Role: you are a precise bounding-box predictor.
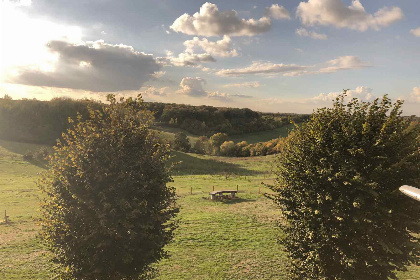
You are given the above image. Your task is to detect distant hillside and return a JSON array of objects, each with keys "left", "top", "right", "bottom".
[
  {"left": 145, "top": 102, "right": 309, "bottom": 136},
  {"left": 0, "top": 96, "right": 309, "bottom": 145}
]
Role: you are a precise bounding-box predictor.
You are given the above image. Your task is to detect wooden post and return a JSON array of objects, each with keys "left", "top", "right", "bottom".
[
  {"left": 190, "top": 187, "right": 192, "bottom": 195},
  {"left": 4, "top": 210, "right": 8, "bottom": 224},
  {"left": 258, "top": 187, "right": 261, "bottom": 194},
  {"left": 213, "top": 186, "right": 215, "bottom": 191}
]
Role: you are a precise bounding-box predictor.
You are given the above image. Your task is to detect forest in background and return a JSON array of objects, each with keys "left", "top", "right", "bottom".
[{"left": 0, "top": 95, "right": 309, "bottom": 146}]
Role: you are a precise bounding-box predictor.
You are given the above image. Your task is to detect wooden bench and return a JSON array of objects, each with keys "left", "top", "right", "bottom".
[{"left": 209, "top": 190, "right": 238, "bottom": 200}]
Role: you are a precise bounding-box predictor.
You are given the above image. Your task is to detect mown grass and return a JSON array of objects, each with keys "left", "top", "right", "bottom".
[
  {"left": 151, "top": 126, "right": 200, "bottom": 146},
  {"left": 0, "top": 140, "right": 418, "bottom": 279},
  {"left": 230, "top": 124, "right": 295, "bottom": 144}
]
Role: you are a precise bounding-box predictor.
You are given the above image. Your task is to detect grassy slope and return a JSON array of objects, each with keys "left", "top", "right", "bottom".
[
  {"left": 151, "top": 126, "right": 200, "bottom": 146},
  {"left": 0, "top": 140, "right": 51, "bottom": 280},
  {"left": 0, "top": 141, "right": 418, "bottom": 279},
  {"left": 230, "top": 124, "right": 295, "bottom": 144}
]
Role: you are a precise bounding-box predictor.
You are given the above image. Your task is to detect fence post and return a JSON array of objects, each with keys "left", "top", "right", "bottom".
[
  {"left": 213, "top": 186, "right": 214, "bottom": 191},
  {"left": 236, "top": 185, "right": 238, "bottom": 191},
  {"left": 190, "top": 187, "right": 192, "bottom": 195},
  {"left": 258, "top": 187, "right": 260, "bottom": 194},
  {"left": 4, "top": 210, "right": 8, "bottom": 224}
]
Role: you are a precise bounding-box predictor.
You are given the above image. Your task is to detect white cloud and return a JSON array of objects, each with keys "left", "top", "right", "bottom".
[
  {"left": 223, "top": 81, "right": 261, "bottom": 88},
  {"left": 296, "top": 28, "right": 327, "bottom": 40},
  {"left": 216, "top": 61, "right": 309, "bottom": 76},
  {"left": 6, "top": 40, "right": 161, "bottom": 92},
  {"left": 164, "top": 50, "right": 215, "bottom": 67},
  {"left": 297, "top": 0, "right": 403, "bottom": 31},
  {"left": 170, "top": 2, "right": 272, "bottom": 36},
  {"left": 207, "top": 91, "right": 231, "bottom": 101},
  {"left": 319, "top": 56, "right": 370, "bottom": 73},
  {"left": 264, "top": 4, "right": 291, "bottom": 20},
  {"left": 183, "top": 36, "right": 238, "bottom": 57},
  {"left": 177, "top": 77, "right": 207, "bottom": 96},
  {"left": 213, "top": 55, "right": 369, "bottom": 77},
  {"left": 410, "top": 27, "right": 420, "bottom": 37},
  {"left": 208, "top": 91, "right": 253, "bottom": 101},
  {"left": 138, "top": 86, "right": 168, "bottom": 96},
  {"left": 409, "top": 87, "right": 420, "bottom": 103},
  {"left": 312, "top": 86, "right": 374, "bottom": 102},
  {"left": 176, "top": 77, "right": 249, "bottom": 101}
]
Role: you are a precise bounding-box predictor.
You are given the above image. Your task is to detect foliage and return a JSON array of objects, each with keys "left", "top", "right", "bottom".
[
  {"left": 0, "top": 97, "right": 102, "bottom": 144},
  {"left": 271, "top": 94, "right": 420, "bottom": 279},
  {"left": 0, "top": 97, "right": 309, "bottom": 145},
  {"left": 173, "top": 132, "right": 191, "bottom": 152},
  {"left": 145, "top": 101, "right": 309, "bottom": 136},
  {"left": 39, "top": 94, "right": 178, "bottom": 280},
  {"left": 193, "top": 136, "right": 209, "bottom": 154},
  {"left": 220, "top": 141, "right": 237, "bottom": 156}
]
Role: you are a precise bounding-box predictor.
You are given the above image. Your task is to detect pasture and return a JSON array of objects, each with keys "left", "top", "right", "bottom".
[{"left": 0, "top": 140, "right": 418, "bottom": 279}]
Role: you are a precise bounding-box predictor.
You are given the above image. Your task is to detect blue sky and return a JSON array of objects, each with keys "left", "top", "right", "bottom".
[{"left": 1, "top": 0, "right": 419, "bottom": 114}]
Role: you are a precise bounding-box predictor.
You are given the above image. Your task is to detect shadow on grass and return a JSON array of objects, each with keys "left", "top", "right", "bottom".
[
  {"left": 0, "top": 139, "right": 50, "bottom": 155},
  {"left": 221, "top": 197, "right": 257, "bottom": 204},
  {"left": 169, "top": 151, "right": 262, "bottom": 176},
  {"left": 26, "top": 159, "right": 49, "bottom": 169}
]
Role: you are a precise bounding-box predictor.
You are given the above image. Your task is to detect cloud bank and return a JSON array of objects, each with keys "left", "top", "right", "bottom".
[
  {"left": 177, "top": 77, "right": 208, "bottom": 96},
  {"left": 170, "top": 2, "right": 273, "bottom": 37},
  {"left": 297, "top": 0, "right": 403, "bottom": 31},
  {"left": 214, "top": 56, "right": 369, "bottom": 77},
  {"left": 7, "top": 40, "right": 161, "bottom": 92},
  {"left": 216, "top": 61, "right": 309, "bottom": 76},
  {"left": 184, "top": 36, "right": 238, "bottom": 57}
]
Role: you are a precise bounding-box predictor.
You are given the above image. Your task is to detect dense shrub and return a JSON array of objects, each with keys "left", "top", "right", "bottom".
[
  {"left": 173, "top": 132, "right": 191, "bottom": 152},
  {"left": 193, "top": 136, "right": 209, "bottom": 154},
  {"left": 220, "top": 141, "right": 237, "bottom": 156},
  {"left": 39, "top": 95, "right": 178, "bottom": 280},
  {"left": 271, "top": 94, "right": 420, "bottom": 279}
]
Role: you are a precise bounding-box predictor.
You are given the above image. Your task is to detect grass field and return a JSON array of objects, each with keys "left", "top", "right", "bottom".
[
  {"left": 0, "top": 140, "right": 419, "bottom": 279},
  {"left": 230, "top": 124, "right": 295, "bottom": 144}
]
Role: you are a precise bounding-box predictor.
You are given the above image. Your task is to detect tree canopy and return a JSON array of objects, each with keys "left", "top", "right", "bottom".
[
  {"left": 39, "top": 94, "right": 178, "bottom": 279},
  {"left": 272, "top": 94, "right": 420, "bottom": 279}
]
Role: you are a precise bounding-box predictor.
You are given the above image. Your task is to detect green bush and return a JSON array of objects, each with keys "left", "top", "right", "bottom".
[
  {"left": 39, "top": 94, "right": 178, "bottom": 280},
  {"left": 272, "top": 94, "right": 420, "bottom": 279},
  {"left": 173, "top": 132, "right": 191, "bottom": 152}
]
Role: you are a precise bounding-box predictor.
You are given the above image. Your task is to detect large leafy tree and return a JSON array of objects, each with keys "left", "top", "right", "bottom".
[
  {"left": 272, "top": 94, "right": 420, "bottom": 279},
  {"left": 39, "top": 95, "right": 178, "bottom": 280}
]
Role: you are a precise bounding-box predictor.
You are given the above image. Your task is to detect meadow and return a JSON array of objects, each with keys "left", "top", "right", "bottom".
[{"left": 0, "top": 139, "right": 419, "bottom": 279}]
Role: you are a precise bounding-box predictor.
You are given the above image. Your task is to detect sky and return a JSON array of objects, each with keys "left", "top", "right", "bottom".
[{"left": 0, "top": 0, "right": 419, "bottom": 115}]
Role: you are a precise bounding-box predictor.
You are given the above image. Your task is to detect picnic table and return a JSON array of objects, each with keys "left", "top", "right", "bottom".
[{"left": 209, "top": 190, "right": 237, "bottom": 200}]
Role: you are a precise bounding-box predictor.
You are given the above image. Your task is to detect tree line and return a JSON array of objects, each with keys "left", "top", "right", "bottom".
[
  {"left": 144, "top": 101, "right": 309, "bottom": 136},
  {"left": 172, "top": 132, "right": 287, "bottom": 157},
  {"left": 0, "top": 95, "right": 309, "bottom": 145}
]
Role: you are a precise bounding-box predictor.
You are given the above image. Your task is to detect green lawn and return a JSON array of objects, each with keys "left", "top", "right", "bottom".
[
  {"left": 230, "top": 124, "right": 295, "bottom": 144},
  {"left": 151, "top": 125, "right": 200, "bottom": 146},
  {"left": 0, "top": 140, "right": 418, "bottom": 279}
]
